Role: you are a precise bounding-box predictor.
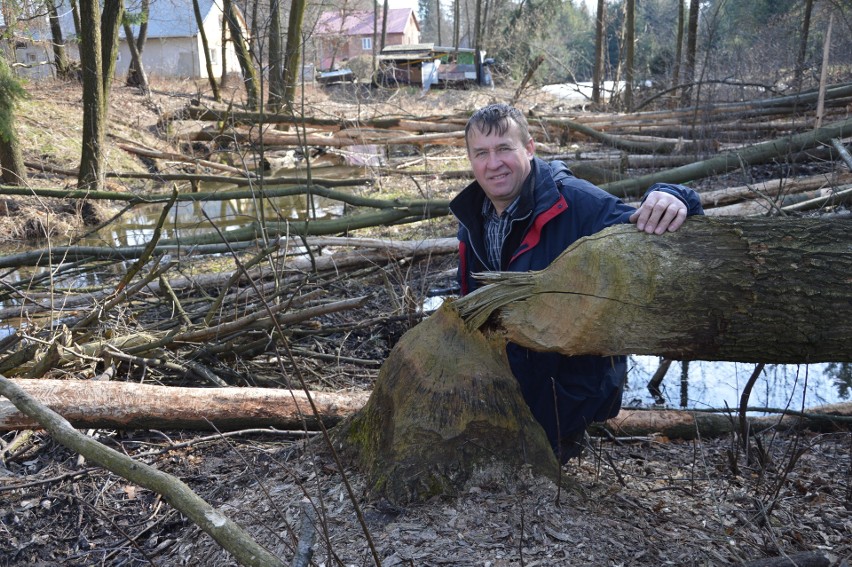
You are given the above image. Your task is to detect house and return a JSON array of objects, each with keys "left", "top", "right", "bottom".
[
  {"left": 312, "top": 8, "right": 420, "bottom": 72},
  {"left": 6, "top": 0, "right": 247, "bottom": 80}
]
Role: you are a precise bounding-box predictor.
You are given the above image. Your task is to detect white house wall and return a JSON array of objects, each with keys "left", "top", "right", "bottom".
[{"left": 114, "top": 35, "right": 241, "bottom": 79}]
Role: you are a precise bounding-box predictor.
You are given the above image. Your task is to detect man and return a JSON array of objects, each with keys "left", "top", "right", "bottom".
[{"left": 449, "top": 103, "right": 704, "bottom": 463}]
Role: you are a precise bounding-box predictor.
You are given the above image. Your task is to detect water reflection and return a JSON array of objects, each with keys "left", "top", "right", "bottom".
[
  {"left": 82, "top": 165, "right": 364, "bottom": 247},
  {"left": 626, "top": 356, "right": 849, "bottom": 412}
]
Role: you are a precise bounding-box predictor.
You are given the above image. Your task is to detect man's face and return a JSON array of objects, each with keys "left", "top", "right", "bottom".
[{"left": 466, "top": 120, "right": 535, "bottom": 215}]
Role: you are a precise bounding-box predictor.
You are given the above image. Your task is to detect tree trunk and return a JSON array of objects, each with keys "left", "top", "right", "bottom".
[
  {"left": 335, "top": 303, "right": 560, "bottom": 505},
  {"left": 46, "top": 0, "right": 71, "bottom": 79},
  {"left": 335, "top": 216, "right": 850, "bottom": 504},
  {"left": 77, "top": 0, "right": 105, "bottom": 192},
  {"left": 380, "top": 0, "right": 389, "bottom": 51},
  {"left": 453, "top": 0, "right": 460, "bottom": 54},
  {"left": 124, "top": 0, "right": 150, "bottom": 91},
  {"left": 0, "top": 379, "right": 370, "bottom": 431},
  {"left": 672, "top": 0, "right": 684, "bottom": 98},
  {"left": 473, "top": 0, "right": 482, "bottom": 85},
  {"left": 600, "top": 115, "right": 852, "bottom": 197},
  {"left": 0, "top": 133, "right": 25, "bottom": 186},
  {"left": 282, "top": 0, "right": 307, "bottom": 108},
  {"left": 222, "top": 0, "right": 259, "bottom": 110},
  {"left": 456, "top": 217, "right": 852, "bottom": 363},
  {"left": 69, "top": 0, "right": 82, "bottom": 37},
  {"left": 122, "top": 22, "right": 149, "bottom": 94},
  {"left": 592, "top": 0, "right": 604, "bottom": 104},
  {"left": 680, "top": 0, "right": 699, "bottom": 106},
  {"left": 794, "top": 0, "right": 814, "bottom": 92},
  {"left": 623, "top": 0, "right": 634, "bottom": 110},
  {"left": 100, "top": 0, "right": 124, "bottom": 107},
  {"left": 267, "top": 0, "right": 284, "bottom": 111},
  {"left": 193, "top": 0, "right": 221, "bottom": 102},
  {"left": 0, "top": 58, "right": 27, "bottom": 185}
]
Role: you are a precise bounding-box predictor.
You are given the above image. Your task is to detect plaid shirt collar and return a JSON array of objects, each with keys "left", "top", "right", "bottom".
[{"left": 480, "top": 168, "right": 533, "bottom": 270}]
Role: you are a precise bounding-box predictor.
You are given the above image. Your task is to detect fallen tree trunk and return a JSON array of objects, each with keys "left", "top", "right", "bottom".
[
  {"left": 456, "top": 217, "right": 851, "bottom": 363},
  {"left": 599, "top": 116, "right": 852, "bottom": 197},
  {"left": 0, "top": 379, "right": 370, "bottom": 431},
  {"left": 4, "top": 377, "right": 848, "bottom": 436},
  {"left": 335, "top": 216, "right": 850, "bottom": 503}
]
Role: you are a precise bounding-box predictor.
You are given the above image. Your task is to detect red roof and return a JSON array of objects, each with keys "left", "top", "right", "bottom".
[{"left": 316, "top": 8, "right": 418, "bottom": 36}]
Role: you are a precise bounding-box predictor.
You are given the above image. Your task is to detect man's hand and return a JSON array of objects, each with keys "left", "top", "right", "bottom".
[{"left": 629, "top": 191, "right": 688, "bottom": 234}]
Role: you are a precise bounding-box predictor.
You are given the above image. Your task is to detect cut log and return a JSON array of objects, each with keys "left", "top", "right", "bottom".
[
  {"left": 0, "top": 379, "right": 370, "bottom": 431},
  {"left": 455, "top": 217, "right": 852, "bottom": 363}
]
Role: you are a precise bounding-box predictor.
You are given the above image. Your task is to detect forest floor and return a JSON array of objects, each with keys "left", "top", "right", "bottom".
[{"left": 1, "top": 78, "right": 851, "bottom": 566}]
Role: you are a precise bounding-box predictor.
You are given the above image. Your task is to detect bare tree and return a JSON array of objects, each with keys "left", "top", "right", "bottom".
[
  {"left": 267, "top": 0, "right": 284, "bottom": 111},
  {"left": 794, "top": 0, "right": 815, "bottom": 91},
  {"left": 623, "top": 0, "right": 635, "bottom": 110},
  {"left": 223, "top": 0, "right": 260, "bottom": 109},
  {"left": 45, "top": 0, "right": 71, "bottom": 79},
  {"left": 194, "top": 0, "right": 221, "bottom": 102},
  {"left": 282, "top": 0, "right": 307, "bottom": 109},
  {"left": 592, "top": 0, "right": 604, "bottom": 103},
  {"left": 125, "top": 0, "right": 150, "bottom": 89},
  {"left": 672, "top": 0, "right": 684, "bottom": 96},
  {"left": 680, "top": 0, "right": 699, "bottom": 106}
]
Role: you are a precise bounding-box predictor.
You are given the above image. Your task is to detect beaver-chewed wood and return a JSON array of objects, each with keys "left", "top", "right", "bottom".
[{"left": 335, "top": 304, "right": 559, "bottom": 505}]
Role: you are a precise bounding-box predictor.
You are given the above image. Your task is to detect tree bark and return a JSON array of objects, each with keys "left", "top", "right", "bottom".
[
  {"left": 0, "top": 379, "right": 370, "bottom": 431},
  {"left": 335, "top": 303, "right": 560, "bottom": 505},
  {"left": 125, "top": 0, "right": 150, "bottom": 89},
  {"left": 672, "top": 0, "right": 684, "bottom": 98},
  {"left": 223, "top": 0, "right": 259, "bottom": 110},
  {"left": 623, "top": 0, "right": 634, "bottom": 110},
  {"left": 793, "top": 0, "right": 814, "bottom": 92},
  {"left": 0, "top": 58, "right": 27, "bottom": 185},
  {"left": 600, "top": 116, "right": 852, "bottom": 197},
  {"left": 282, "top": 0, "right": 307, "bottom": 109},
  {"left": 46, "top": 0, "right": 71, "bottom": 79},
  {"left": 455, "top": 217, "right": 852, "bottom": 363},
  {"left": 267, "top": 0, "right": 284, "bottom": 111},
  {"left": 193, "top": 0, "right": 221, "bottom": 102},
  {"left": 122, "top": 21, "right": 149, "bottom": 94},
  {"left": 77, "top": 0, "right": 105, "bottom": 192},
  {"left": 680, "top": 0, "right": 699, "bottom": 106},
  {"left": 592, "top": 0, "right": 604, "bottom": 104},
  {"left": 100, "top": 0, "right": 124, "bottom": 108}
]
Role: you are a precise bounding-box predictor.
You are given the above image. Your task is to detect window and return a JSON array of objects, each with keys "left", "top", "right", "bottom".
[
  {"left": 210, "top": 49, "right": 218, "bottom": 61},
  {"left": 27, "top": 52, "right": 37, "bottom": 62},
  {"left": 361, "top": 37, "right": 372, "bottom": 51}
]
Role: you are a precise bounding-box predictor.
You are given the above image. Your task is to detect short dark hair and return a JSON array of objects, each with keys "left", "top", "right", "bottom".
[{"left": 464, "top": 104, "right": 532, "bottom": 147}]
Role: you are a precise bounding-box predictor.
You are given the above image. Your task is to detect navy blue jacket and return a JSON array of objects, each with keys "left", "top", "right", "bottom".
[{"left": 450, "top": 157, "right": 704, "bottom": 452}]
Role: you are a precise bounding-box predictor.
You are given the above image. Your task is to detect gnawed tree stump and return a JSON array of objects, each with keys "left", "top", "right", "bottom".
[
  {"left": 338, "top": 216, "right": 850, "bottom": 504},
  {"left": 456, "top": 217, "right": 852, "bottom": 363},
  {"left": 335, "top": 304, "right": 559, "bottom": 505}
]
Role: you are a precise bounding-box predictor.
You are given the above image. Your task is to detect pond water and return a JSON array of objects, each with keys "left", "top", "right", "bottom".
[
  {"left": 80, "top": 165, "right": 366, "bottom": 247},
  {"left": 624, "top": 356, "right": 850, "bottom": 413}
]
